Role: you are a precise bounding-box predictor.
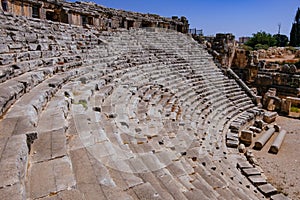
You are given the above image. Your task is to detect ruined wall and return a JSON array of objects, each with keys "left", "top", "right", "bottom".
[
  {"left": 1, "top": 0, "right": 189, "bottom": 32},
  {"left": 207, "top": 33, "right": 236, "bottom": 67}
]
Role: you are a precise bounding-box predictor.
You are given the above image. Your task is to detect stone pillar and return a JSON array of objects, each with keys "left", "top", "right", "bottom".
[
  {"left": 254, "top": 127, "right": 275, "bottom": 150},
  {"left": 68, "top": 12, "right": 73, "bottom": 25},
  {"left": 269, "top": 129, "right": 287, "bottom": 154},
  {"left": 281, "top": 98, "right": 291, "bottom": 115}
]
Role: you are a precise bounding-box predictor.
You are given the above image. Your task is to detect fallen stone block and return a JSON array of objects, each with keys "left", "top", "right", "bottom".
[
  {"left": 254, "top": 119, "right": 265, "bottom": 129},
  {"left": 240, "top": 130, "right": 253, "bottom": 146},
  {"left": 258, "top": 183, "right": 277, "bottom": 197},
  {"left": 249, "top": 126, "right": 262, "bottom": 133},
  {"left": 248, "top": 175, "right": 267, "bottom": 186},
  {"left": 263, "top": 111, "right": 277, "bottom": 124},
  {"left": 241, "top": 167, "right": 261, "bottom": 176},
  {"left": 270, "top": 193, "right": 290, "bottom": 200},
  {"left": 226, "top": 139, "right": 239, "bottom": 148},
  {"left": 236, "top": 159, "right": 253, "bottom": 169},
  {"left": 226, "top": 131, "right": 239, "bottom": 140}
]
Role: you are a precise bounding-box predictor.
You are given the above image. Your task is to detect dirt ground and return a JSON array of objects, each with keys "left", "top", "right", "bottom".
[
  {"left": 252, "top": 115, "right": 300, "bottom": 199},
  {"left": 259, "top": 55, "right": 298, "bottom": 63}
]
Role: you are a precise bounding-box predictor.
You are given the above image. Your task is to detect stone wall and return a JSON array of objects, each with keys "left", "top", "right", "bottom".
[
  {"left": 0, "top": 9, "right": 275, "bottom": 200},
  {"left": 210, "top": 33, "right": 236, "bottom": 67},
  {"left": 1, "top": 0, "right": 189, "bottom": 32}
]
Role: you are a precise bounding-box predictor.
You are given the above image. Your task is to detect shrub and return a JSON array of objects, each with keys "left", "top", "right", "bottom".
[
  {"left": 291, "top": 106, "right": 300, "bottom": 113},
  {"left": 241, "top": 45, "right": 253, "bottom": 51},
  {"left": 254, "top": 44, "right": 269, "bottom": 50},
  {"left": 245, "top": 31, "right": 277, "bottom": 48}
]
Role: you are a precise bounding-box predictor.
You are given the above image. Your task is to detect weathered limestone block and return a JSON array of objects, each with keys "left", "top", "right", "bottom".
[
  {"left": 28, "top": 156, "right": 76, "bottom": 199},
  {"left": 14, "top": 71, "right": 44, "bottom": 92},
  {"left": 0, "top": 44, "right": 9, "bottom": 53},
  {"left": 269, "top": 129, "right": 287, "bottom": 154},
  {"left": 8, "top": 43, "right": 24, "bottom": 51},
  {"left": 241, "top": 167, "right": 261, "bottom": 176},
  {"left": 38, "top": 189, "right": 85, "bottom": 200},
  {"left": 249, "top": 126, "right": 262, "bottom": 133},
  {"left": 236, "top": 158, "right": 253, "bottom": 169},
  {"left": 10, "top": 32, "right": 25, "bottom": 42},
  {"left": 30, "top": 59, "right": 43, "bottom": 70},
  {"left": 0, "top": 183, "right": 25, "bottom": 200},
  {"left": 0, "top": 135, "right": 28, "bottom": 188},
  {"left": 37, "top": 106, "right": 68, "bottom": 133},
  {"left": 25, "top": 33, "right": 38, "bottom": 43},
  {"left": 31, "top": 128, "right": 67, "bottom": 163},
  {"left": 226, "top": 130, "right": 239, "bottom": 140},
  {"left": 70, "top": 148, "right": 108, "bottom": 200},
  {"left": 267, "top": 98, "right": 275, "bottom": 111},
  {"left": 280, "top": 98, "right": 291, "bottom": 115},
  {"left": 245, "top": 149, "right": 259, "bottom": 165},
  {"left": 16, "top": 52, "right": 29, "bottom": 62},
  {"left": 28, "top": 43, "right": 39, "bottom": 51},
  {"left": 0, "top": 53, "right": 15, "bottom": 65},
  {"left": 258, "top": 183, "right": 277, "bottom": 196},
  {"left": 263, "top": 111, "right": 277, "bottom": 124},
  {"left": 271, "top": 193, "right": 290, "bottom": 200},
  {"left": 11, "top": 117, "right": 38, "bottom": 137},
  {"left": 229, "top": 122, "right": 241, "bottom": 133},
  {"left": 248, "top": 175, "right": 267, "bottom": 186},
  {"left": 132, "top": 182, "right": 161, "bottom": 200},
  {"left": 240, "top": 130, "right": 253, "bottom": 145},
  {"left": 254, "top": 119, "right": 266, "bottom": 129},
  {"left": 0, "top": 80, "right": 25, "bottom": 115},
  {"left": 29, "top": 51, "right": 42, "bottom": 60}
]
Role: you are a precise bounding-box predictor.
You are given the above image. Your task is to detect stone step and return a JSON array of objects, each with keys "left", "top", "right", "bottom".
[
  {"left": 26, "top": 156, "right": 76, "bottom": 199},
  {"left": 0, "top": 135, "right": 29, "bottom": 200}
]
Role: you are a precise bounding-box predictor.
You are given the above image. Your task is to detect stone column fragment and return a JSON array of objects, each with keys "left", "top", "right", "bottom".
[
  {"left": 269, "top": 129, "right": 287, "bottom": 154},
  {"left": 254, "top": 127, "right": 275, "bottom": 150}
]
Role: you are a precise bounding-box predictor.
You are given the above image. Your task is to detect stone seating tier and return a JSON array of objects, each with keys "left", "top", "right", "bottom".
[{"left": 0, "top": 13, "right": 272, "bottom": 200}]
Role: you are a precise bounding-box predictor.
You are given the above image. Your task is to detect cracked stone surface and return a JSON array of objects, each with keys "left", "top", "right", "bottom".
[{"left": 0, "top": 8, "right": 278, "bottom": 200}]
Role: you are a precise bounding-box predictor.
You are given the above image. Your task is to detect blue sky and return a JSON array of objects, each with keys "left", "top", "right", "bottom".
[{"left": 84, "top": 0, "right": 299, "bottom": 38}]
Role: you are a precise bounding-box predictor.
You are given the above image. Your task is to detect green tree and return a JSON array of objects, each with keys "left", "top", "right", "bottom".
[
  {"left": 273, "top": 34, "right": 289, "bottom": 47},
  {"left": 245, "top": 31, "right": 277, "bottom": 49}
]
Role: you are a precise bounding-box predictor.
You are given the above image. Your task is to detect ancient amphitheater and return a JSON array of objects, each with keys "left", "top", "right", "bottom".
[{"left": 0, "top": 2, "right": 292, "bottom": 200}]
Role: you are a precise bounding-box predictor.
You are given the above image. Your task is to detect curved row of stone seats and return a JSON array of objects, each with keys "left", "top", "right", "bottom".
[
  {"left": 0, "top": 13, "right": 267, "bottom": 199},
  {"left": 66, "top": 48, "right": 260, "bottom": 200},
  {"left": 0, "top": 12, "right": 120, "bottom": 199},
  {"left": 61, "top": 77, "right": 262, "bottom": 199},
  {"left": 0, "top": 13, "right": 120, "bottom": 117}
]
